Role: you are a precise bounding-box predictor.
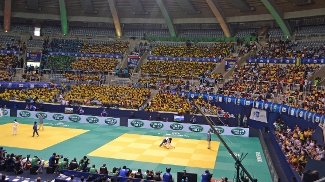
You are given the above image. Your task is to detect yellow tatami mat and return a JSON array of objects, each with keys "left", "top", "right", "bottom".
[
  {"left": 88, "top": 133, "right": 220, "bottom": 168},
  {"left": 0, "top": 123, "right": 89, "bottom": 150}
]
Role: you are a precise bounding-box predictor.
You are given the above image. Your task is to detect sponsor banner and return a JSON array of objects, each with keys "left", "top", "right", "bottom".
[
  {"left": 302, "top": 58, "right": 325, "bottom": 64},
  {"left": 250, "top": 108, "right": 267, "bottom": 123},
  {"left": 0, "top": 109, "right": 10, "bottom": 117},
  {"left": 0, "top": 82, "right": 61, "bottom": 89},
  {"left": 17, "top": 110, "right": 120, "bottom": 126},
  {"left": 48, "top": 52, "right": 122, "bottom": 59},
  {"left": 246, "top": 58, "right": 325, "bottom": 64},
  {"left": 127, "top": 55, "right": 141, "bottom": 67},
  {"left": 246, "top": 58, "right": 296, "bottom": 64},
  {"left": 147, "top": 56, "right": 220, "bottom": 62},
  {"left": 26, "top": 52, "right": 42, "bottom": 62},
  {"left": 0, "top": 50, "right": 20, "bottom": 55},
  {"left": 224, "top": 59, "right": 237, "bottom": 70},
  {"left": 127, "top": 119, "right": 249, "bottom": 137}
]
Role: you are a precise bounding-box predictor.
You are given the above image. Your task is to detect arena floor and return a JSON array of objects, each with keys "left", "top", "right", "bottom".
[{"left": 0, "top": 117, "right": 272, "bottom": 181}]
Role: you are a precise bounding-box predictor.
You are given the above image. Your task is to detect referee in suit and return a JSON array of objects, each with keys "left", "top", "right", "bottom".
[
  {"left": 207, "top": 130, "right": 211, "bottom": 149},
  {"left": 32, "top": 122, "right": 39, "bottom": 137}
]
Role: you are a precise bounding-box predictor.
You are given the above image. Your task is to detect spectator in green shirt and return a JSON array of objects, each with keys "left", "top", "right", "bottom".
[
  {"left": 89, "top": 165, "right": 97, "bottom": 174},
  {"left": 31, "top": 156, "right": 43, "bottom": 173},
  {"left": 77, "top": 159, "right": 84, "bottom": 171},
  {"left": 59, "top": 158, "right": 68, "bottom": 173}
]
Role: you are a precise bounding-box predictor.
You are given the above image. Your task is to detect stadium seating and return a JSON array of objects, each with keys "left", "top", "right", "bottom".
[
  {"left": 79, "top": 41, "right": 128, "bottom": 55},
  {"left": 12, "top": 24, "right": 31, "bottom": 34},
  {"left": 0, "top": 35, "right": 22, "bottom": 50},
  {"left": 125, "top": 29, "right": 170, "bottom": 38},
  {"left": 295, "top": 25, "right": 325, "bottom": 37},
  {"left": 27, "top": 38, "right": 44, "bottom": 48},
  {"left": 179, "top": 29, "right": 224, "bottom": 38},
  {"left": 69, "top": 27, "right": 116, "bottom": 37},
  {"left": 43, "top": 26, "right": 62, "bottom": 35},
  {"left": 64, "top": 85, "right": 150, "bottom": 108},
  {"left": 234, "top": 29, "right": 258, "bottom": 38},
  {"left": 268, "top": 28, "right": 285, "bottom": 39}
]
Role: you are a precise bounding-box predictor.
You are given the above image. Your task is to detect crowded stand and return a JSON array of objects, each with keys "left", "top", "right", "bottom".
[
  {"left": 0, "top": 54, "right": 18, "bottom": 81},
  {"left": 0, "top": 87, "right": 61, "bottom": 103},
  {"left": 64, "top": 85, "right": 150, "bottom": 108},
  {"left": 44, "top": 55, "right": 75, "bottom": 70},
  {"left": 151, "top": 42, "right": 233, "bottom": 58},
  {"left": 47, "top": 38, "right": 83, "bottom": 53},
  {"left": 79, "top": 41, "right": 128, "bottom": 55},
  {"left": 274, "top": 120, "right": 325, "bottom": 176},
  {"left": 140, "top": 61, "right": 217, "bottom": 78},
  {"left": 70, "top": 57, "right": 119, "bottom": 72}
]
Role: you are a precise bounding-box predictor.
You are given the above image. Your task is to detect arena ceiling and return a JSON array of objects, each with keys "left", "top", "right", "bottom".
[{"left": 0, "top": 0, "right": 324, "bottom": 37}]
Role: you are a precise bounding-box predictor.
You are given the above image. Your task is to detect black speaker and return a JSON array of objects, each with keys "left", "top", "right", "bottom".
[
  {"left": 30, "top": 167, "right": 37, "bottom": 175},
  {"left": 263, "top": 126, "right": 269, "bottom": 133},
  {"left": 177, "top": 172, "right": 197, "bottom": 182},
  {"left": 46, "top": 167, "right": 54, "bottom": 174}
]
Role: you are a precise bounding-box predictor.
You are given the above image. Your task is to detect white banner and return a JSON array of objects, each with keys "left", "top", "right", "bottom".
[
  {"left": 250, "top": 108, "right": 267, "bottom": 123},
  {"left": 0, "top": 109, "right": 10, "bottom": 117},
  {"left": 127, "top": 119, "right": 249, "bottom": 137},
  {"left": 16, "top": 110, "right": 120, "bottom": 126}
]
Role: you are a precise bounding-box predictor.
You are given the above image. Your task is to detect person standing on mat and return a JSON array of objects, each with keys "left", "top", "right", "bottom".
[
  {"left": 32, "top": 122, "right": 39, "bottom": 137},
  {"left": 207, "top": 130, "right": 211, "bottom": 149},
  {"left": 38, "top": 114, "right": 44, "bottom": 131},
  {"left": 12, "top": 119, "right": 19, "bottom": 135}
]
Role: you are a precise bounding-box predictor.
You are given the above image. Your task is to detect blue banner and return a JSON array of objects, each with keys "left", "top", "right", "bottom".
[
  {"left": 48, "top": 52, "right": 122, "bottom": 59},
  {"left": 26, "top": 52, "right": 42, "bottom": 62},
  {"left": 177, "top": 91, "right": 325, "bottom": 122},
  {"left": 302, "top": 58, "right": 325, "bottom": 64},
  {"left": 246, "top": 58, "right": 296, "bottom": 64},
  {"left": 247, "top": 58, "right": 325, "bottom": 64},
  {"left": 225, "top": 59, "right": 237, "bottom": 70},
  {"left": 147, "top": 56, "right": 220, "bottom": 62},
  {"left": 0, "top": 50, "right": 20, "bottom": 55},
  {"left": 0, "top": 82, "right": 61, "bottom": 89},
  {"left": 127, "top": 55, "right": 141, "bottom": 67}
]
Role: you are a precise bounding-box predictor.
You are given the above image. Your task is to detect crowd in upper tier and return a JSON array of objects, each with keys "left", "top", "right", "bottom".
[
  {"left": 151, "top": 42, "right": 234, "bottom": 58},
  {"left": 253, "top": 39, "right": 325, "bottom": 59}
]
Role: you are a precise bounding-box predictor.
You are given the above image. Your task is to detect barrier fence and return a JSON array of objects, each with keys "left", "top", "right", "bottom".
[
  {"left": 16, "top": 110, "right": 120, "bottom": 126},
  {"left": 127, "top": 119, "right": 249, "bottom": 137}
]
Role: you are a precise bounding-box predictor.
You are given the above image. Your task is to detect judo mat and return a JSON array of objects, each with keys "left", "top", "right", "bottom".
[{"left": 0, "top": 117, "right": 272, "bottom": 181}]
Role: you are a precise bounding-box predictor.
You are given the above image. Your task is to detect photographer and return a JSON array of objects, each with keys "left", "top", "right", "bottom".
[
  {"left": 49, "top": 153, "right": 61, "bottom": 173},
  {"left": 162, "top": 168, "right": 173, "bottom": 182},
  {"left": 69, "top": 158, "right": 78, "bottom": 170},
  {"left": 134, "top": 169, "right": 143, "bottom": 179},
  {"left": 14, "top": 156, "right": 23, "bottom": 174},
  {"left": 201, "top": 170, "right": 213, "bottom": 182},
  {"left": 31, "top": 155, "right": 44, "bottom": 173}
]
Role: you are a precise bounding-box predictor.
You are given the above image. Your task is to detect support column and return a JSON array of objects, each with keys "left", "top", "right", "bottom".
[
  {"left": 58, "top": 0, "right": 68, "bottom": 35},
  {"left": 156, "top": 0, "right": 176, "bottom": 37},
  {"left": 4, "top": 0, "right": 12, "bottom": 32},
  {"left": 206, "top": 0, "right": 232, "bottom": 37},
  {"left": 260, "top": 0, "right": 291, "bottom": 37},
  {"left": 107, "top": 0, "right": 122, "bottom": 37}
]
